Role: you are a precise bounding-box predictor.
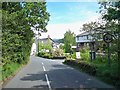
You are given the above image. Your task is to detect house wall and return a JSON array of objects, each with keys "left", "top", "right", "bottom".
[
  {"left": 76, "top": 35, "right": 93, "bottom": 43},
  {"left": 76, "top": 34, "right": 103, "bottom": 51},
  {"left": 40, "top": 39, "right": 53, "bottom": 46}
]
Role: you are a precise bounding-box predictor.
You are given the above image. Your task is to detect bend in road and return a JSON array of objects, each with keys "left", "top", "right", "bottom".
[{"left": 3, "top": 56, "right": 114, "bottom": 89}]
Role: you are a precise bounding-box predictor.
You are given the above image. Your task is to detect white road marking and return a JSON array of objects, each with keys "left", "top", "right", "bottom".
[
  {"left": 42, "top": 62, "right": 44, "bottom": 65},
  {"left": 41, "top": 62, "right": 51, "bottom": 90},
  {"left": 42, "top": 66, "right": 46, "bottom": 71},
  {"left": 45, "top": 74, "right": 52, "bottom": 90}
]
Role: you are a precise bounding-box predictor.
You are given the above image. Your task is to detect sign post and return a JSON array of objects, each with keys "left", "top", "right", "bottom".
[
  {"left": 103, "top": 32, "right": 113, "bottom": 66},
  {"left": 107, "top": 43, "right": 110, "bottom": 65}
]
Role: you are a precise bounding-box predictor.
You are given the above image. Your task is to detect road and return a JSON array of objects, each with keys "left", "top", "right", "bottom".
[{"left": 3, "top": 56, "right": 113, "bottom": 89}]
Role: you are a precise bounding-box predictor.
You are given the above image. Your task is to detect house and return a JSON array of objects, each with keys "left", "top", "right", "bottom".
[
  {"left": 30, "top": 43, "right": 37, "bottom": 55},
  {"left": 39, "top": 35, "right": 54, "bottom": 47},
  {"left": 76, "top": 31, "right": 103, "bottom": 51}
]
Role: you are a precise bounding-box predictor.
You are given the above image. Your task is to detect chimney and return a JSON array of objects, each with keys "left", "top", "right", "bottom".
[{"left": 48, "top": 35, "right": 50, "bottom": 39}]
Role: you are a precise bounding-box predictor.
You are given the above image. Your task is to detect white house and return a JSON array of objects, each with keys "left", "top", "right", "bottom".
[{"left": 30, "top": 43, "right": 37, "bottom": 55}]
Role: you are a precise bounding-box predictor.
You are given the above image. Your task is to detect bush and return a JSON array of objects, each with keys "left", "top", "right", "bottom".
[
  {"left": 52, "top": 49, "right": 64, "bottom": 57},
  {"left": 52, "top": 56, "right": 66, "bottom": 59},
  {"left": 71, "top": 52, "right": 76, "bottom": 59},
  {"left": 38, "top": 52, "right": 46, "bottom": 57},
  {"left": 37, "top": 52, "right": 53, "bottom": 59},
  {"left": 64, "top": 60, "right": 96, "bottom": 75},
  {"left": 80, "top": 48, "right": 89, "bottom": 60}
]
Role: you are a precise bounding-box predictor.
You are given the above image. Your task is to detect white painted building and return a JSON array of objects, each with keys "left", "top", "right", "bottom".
[{"left": 30, "top": 43, "right": 37, "bottom": 55}]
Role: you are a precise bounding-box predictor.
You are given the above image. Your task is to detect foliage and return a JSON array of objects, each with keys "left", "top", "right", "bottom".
[
  {"left": 63, "top": 60, "right": 96, "bottom": 75},
  {"left": 2, "top": 63, "right": 21, "bottom": 80},
  {"left": 99, "top": 1, "right": 120, "bottom": 79},
  {"left": 64, "top": 30, "right": 76, "bottom": 53},
  {"left": 51, "top": 49, "right": 64, "bottom": 57},
  {"left": 37, "top": 52, "right": 52, "bottom": 59},
  {"left": 59, "top": 44, "right": 64, "bottom": 50},
  {"left": 63, "top": 54, "right": 120, "bottom": 88},
  {"left": 64, "top": 53, "right": 71, "bottom": 60},
  {"left": 2, "top": 2, "right": 50, "bottom": 80},
  {"left": 80, "top": 48, "right": 90, "bottom": 61},
  {"left": 38, "top": 49, "right": 66, "bottom": 59},
  {"left": 39, "top": 41, "right": 52, "bottom": 52},
  {"left": 71, "top": 52, "right": 76, "bottom": 59}
]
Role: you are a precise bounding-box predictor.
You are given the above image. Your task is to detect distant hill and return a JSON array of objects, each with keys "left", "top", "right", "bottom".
[{"left": 53, "top": 38, "right": 64, "bottom": 43}]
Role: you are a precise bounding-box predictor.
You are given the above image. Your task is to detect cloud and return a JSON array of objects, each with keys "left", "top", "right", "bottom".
[
  {"left": 41, "top": 2, "right": 101, "bottom": 39},
  {"left": 40, "top": 12, "right": 100, "bottom": 39}
]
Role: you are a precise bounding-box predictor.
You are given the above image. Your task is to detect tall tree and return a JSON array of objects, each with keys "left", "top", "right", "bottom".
[
  {"left": 99, "top": 0, "right": 120, "bottom": 77},
  {"left": 64, "top": 30, "right": 76, "bottom": 53},
  {"left": 2, "top": 2, "right": 50, "bottom": 79}
]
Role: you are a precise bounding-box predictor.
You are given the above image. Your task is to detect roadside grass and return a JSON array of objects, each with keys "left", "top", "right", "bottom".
[
  {"left": 63, "top": 57, "right": 120, "bottom": 88},
  {"left": 2, "top": 63, "right": 21, "bottom": 81},
  {"left": 94, "top": 62, "right": 119, "bottom": 87}
]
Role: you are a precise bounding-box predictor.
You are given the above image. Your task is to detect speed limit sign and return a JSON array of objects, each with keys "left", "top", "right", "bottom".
[
  {"left": 103, "top": 32, "right": 113, "bottom": 66},
  {"left": 103, "top": 33, "right": 113, "bottom": 43}
]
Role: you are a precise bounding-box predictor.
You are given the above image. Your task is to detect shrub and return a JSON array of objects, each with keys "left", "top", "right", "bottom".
[
  {"left": 37, "top": 52, "right": 53, "bottom": 59},
  {"left": 64, "top": 60, "right": 96, "bottom": 75},
  {"left": 80, "top": 48, "right": 89, "bottom": 61},
  {"left": 65, "top": 53, "right": 71, "bottom": 60},
  {"left": 38, "top": 52, "right": 46, "bottom": 57},
  {"left": 71, "top": 52, "right": 76, "bottom": 59},
  {"left": 52, "top": 49, "right": 64, "bottom": 57}
]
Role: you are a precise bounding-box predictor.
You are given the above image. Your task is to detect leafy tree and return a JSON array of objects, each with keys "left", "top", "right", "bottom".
[
  {"left": 1, "top": 2, "right": 50, "bottom": 79},
  {"left": 82, "top": 21, "right": 103, "bottom": 51},
  {"left": 64, "top": 30, "right": 76, "bottom": 53},
  {"left": 99, "top": 0, "right": 120, "bottom": 80}
]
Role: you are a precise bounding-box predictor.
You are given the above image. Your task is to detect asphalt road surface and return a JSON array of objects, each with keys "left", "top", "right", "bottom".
[{"left": 3, "top": 56, "right": 113, "bottom": 89}]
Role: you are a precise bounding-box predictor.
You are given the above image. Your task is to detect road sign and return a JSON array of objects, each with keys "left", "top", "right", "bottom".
[
  {"left": 103, "top": 32, "right": 113, "bottom": 66},
  {"left": 103, "top": 33, "right": 113, "bottom": 43}
]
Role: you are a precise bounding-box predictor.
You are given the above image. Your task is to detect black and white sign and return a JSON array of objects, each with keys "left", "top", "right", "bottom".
[{"left": 103, "top": 33, "right": 113, "bottom": 43}]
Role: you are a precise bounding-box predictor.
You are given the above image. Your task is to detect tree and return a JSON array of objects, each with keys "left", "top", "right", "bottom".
[
  {"left": 64, "top": 30, "right": 76, "bottom": 53},
  {"left": 82, "top": 21, "right": 104, "bottom": 51},
  {"left": 1, "top": 2, "right": 50, "bottom": 79},
  {"left": 99, "top": 0, "right": 120, "bottom": 78}
]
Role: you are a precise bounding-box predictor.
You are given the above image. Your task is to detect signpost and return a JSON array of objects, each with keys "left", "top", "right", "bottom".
[{"left": 103, "top": 32, "right": 113, "bottom": 66}]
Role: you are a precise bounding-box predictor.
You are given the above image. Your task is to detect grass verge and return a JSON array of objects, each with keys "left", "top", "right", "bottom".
[{"left": 63, "top": 59, "right": 120, "bottom": 89}]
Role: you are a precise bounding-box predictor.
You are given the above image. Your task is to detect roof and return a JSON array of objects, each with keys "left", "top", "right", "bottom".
[
  {"left": 39, "top": 38, "right": 54, "bottom": 42},
  {"left": 76, "top": 31, "right": 91, "bottom": 37},
  {"left": 76, "top": 30, "right": 104, "bottom": 37}
]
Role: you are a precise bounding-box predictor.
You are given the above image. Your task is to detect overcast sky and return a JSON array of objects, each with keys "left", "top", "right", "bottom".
[{"left": 40, "top": 1, "right": 101, "bottom": 39}]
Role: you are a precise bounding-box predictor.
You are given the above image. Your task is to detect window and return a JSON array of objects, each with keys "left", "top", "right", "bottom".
[
  {"left": 77, "top": 37, "right": 79, "bottom": 41},
  {"left": 87, "top": 35, "right": 89, "bottom": 39}
]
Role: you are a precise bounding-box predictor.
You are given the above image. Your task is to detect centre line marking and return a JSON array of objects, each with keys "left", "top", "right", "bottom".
[
  {"left": 42, "top": 62, "right": 44, "bottom": 65},
  {"left": 45, "top": 74, "right": 52, "bottom": 90},
  {"left": 42, "top": 66, "right": 46, "bottom": 71}
]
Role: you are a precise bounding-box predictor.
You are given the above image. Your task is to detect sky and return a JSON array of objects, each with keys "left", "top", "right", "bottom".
[{"left": 40, "top": 1, "right": 101, "bottom": 39}]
